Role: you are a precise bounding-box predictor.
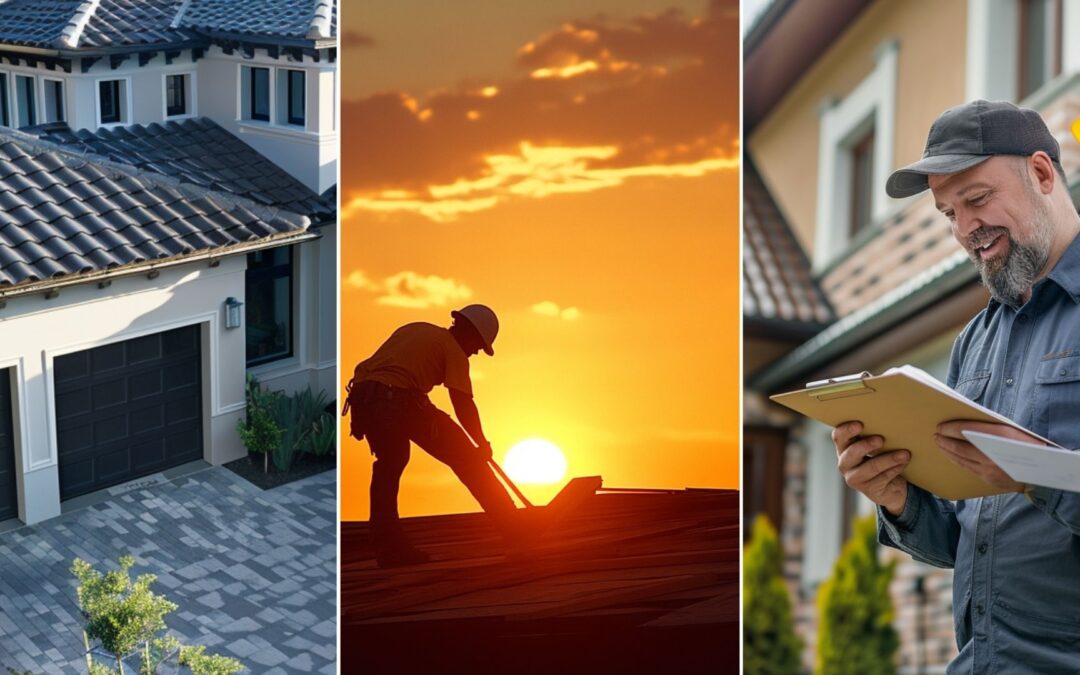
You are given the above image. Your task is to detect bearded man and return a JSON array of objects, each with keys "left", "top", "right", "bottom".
[{"left": 831, "top": 100, "right": 1080, "bottom": 673}]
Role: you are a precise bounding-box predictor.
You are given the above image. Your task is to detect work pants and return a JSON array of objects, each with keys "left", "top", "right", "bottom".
[{"left": 358, "top": 383, "right": 517, "bottom": 546}]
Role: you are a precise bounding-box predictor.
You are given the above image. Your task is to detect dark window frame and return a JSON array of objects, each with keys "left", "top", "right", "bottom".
[
  {"left": 99, "top": 79, "right": 122, "bottom": 125},
  {"left": 166, "top": 74, "right": 187, "bottom": 117},
  {"left": 44, "top": 78, "right": 64, "bottom": 123},
  {"left": 245, "top": 246, "right": 294, "bottom": 367},
  {"left": 849, "top": 126, "right": 875, "bottom": 239},
  {"left": 0, "top": 73, "right": 9, "bottom": 127},
  {"left": 249, "top": 67, "right": 270, "bottom": 122},
  {"left": 16, "top": 75, "right": 35, "bottom": 127},
  {"left": 286, "top": 69, "right": 305, "bottom": 126}
]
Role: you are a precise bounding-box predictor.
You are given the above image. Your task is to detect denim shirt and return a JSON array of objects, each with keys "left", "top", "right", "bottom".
[{"left": 878, "top": 235, "right": 1080, "bottom": 673}]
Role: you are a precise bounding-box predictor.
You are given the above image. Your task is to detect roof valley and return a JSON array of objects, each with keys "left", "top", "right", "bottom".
[{"left": 59, "top": 0, "right": 103, "bottom": 49}]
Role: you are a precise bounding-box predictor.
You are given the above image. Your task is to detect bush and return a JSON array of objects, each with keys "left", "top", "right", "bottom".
[
  {"left": 237, "top": 376, "right": 284, "bottom": 473},
  {"left": 71, "top": 556, "right": 243, "bottom": 674},
  {"left": 743, "top": 515, "right": 802, "bottom": 675},
  {"left": 238, "top": 376, "right": 335, "bottom": 472},
  {"left": 815, "top": 514, "right": 899, "bottom": 675}
]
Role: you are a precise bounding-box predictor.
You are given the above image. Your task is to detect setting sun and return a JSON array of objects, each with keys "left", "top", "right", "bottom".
[{"left": 503, "top": 439, "right": 568, "bottom": 485}]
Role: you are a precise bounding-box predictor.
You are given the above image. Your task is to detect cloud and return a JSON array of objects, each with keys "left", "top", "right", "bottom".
[
  {"left": 341, "top": 31, "right": 375, "bottom": 48},
  {"left": 341, "top": 6, "right": 739, "bottom": 219},
  {"left": 346, "top": 269, "right": 473, "bottom": 309},
  {"left": 532, "top": 301, "right": 581, "bottom": 320}
]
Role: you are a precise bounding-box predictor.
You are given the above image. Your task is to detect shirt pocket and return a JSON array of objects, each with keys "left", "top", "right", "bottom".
[
  {"left": 1034, "top": 354, "right": 1080, "bottom": 449},
  {"left": 954, "top": 370, "right": 991, "bottom": 404}
]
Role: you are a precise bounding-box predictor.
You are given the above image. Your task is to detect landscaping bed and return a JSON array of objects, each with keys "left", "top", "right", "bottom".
[{"left": 225, "top": 451, "right": 336, "bottom": 490}]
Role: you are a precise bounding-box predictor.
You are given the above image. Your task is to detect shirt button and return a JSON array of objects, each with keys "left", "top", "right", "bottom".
[
  {"left": 976, "top": 603, "right": 985, "bottom": 615},
  {"left": 978, "top": 543, "right": 988, "bottom": 554},
  {"left": 1017, "top": 314, "right": 1029, "bottom": 324},
  {"left": 1060, "top": 369, "right": 1068, "bottom": 377},
  {"left": 1005, "top": 378, "right": 1014, "bottom": 386}
]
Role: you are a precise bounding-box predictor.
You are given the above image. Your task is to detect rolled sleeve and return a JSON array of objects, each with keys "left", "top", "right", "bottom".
[{"left": 877, "top": 484, "right": 958, "bottom": 569}]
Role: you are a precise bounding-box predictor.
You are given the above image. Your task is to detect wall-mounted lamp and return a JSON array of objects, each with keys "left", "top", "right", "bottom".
[{"left": 224, "top": 297, "right": 244, "bottom": 329}]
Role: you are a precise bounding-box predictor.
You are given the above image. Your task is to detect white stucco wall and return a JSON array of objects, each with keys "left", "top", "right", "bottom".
[{"left": 0, "top": 256, "right": 250, "bottom": 524}]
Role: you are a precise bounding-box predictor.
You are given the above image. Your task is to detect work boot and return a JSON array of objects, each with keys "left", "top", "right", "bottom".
[{"left": 375, "top": 541, "right": 431, "bottom": 569}]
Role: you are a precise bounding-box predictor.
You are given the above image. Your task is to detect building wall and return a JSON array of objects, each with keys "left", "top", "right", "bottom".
[
  {"left": 0, "top": 257, "right": 250, "bottom": 525},
  {"left": 748, "top": 0, "right": 967, "bottom": 257}
]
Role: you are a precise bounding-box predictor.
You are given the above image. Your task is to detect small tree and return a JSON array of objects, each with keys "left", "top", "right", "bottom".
[
  {"left": 237, "top": 376, "right": 284, "bottom": 473},
  {"left": 744, "top": 515, "right": 802, "bottom": 674},
  {"left": 72, "top": 556, "right": 244, "bottom": 674},
  {"left": 815, "top": 514, "right": 899, "bottom": 675}
]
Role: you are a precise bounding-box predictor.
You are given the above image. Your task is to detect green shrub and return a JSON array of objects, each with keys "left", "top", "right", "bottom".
[
  {"left": 179, "top": 646, "right": 244, "bottom": 675},
  {"left": 743, "top": 515, "right": 802, "bottom": 675},
  {"left": 815, "top": 514, "right": 899, "bottom": 675},
  {"left": 308, "top": 411, "right": 336, "bottom": 457},
  {"left": 72, "top": 556, "right": 243, "bottom": 674},
  {"left": 237, "top": 376, "right": 283, "bottom": 473},
  {"left": 238, "top": 377, "right": 335, "bottom": 471}
]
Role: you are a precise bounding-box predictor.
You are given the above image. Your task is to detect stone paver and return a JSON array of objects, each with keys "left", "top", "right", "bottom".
[{"left": 0, "top": 467, "right": 337, "bottom": 674}]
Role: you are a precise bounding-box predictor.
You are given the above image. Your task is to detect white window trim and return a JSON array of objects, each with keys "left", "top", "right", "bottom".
[
  {"left": 12, "top": 73, "right": 36, "bottom": 128},
  {"left": 966, "top": 0, "right": 1080, "bottom": 102},
  {"left": 238, "top": 63, "right": 316, "bottom": 131},
  {"left": 162, "top": 70, "right": 198, "bottom": 120},
  {"left": 281, "top": 67, "right": 308, "bottom": 129},
  {"left": 94, "top": 75, "right": 134, "bottom": 129},
  {"left": 801, "top": 420, "right": 845, "bottom": 588},
  {"left": 813, "top": 39, "right": 898, "bottom": 270},
  {"left": 39, "top": 76, "right": 67, "bottom": 124}
]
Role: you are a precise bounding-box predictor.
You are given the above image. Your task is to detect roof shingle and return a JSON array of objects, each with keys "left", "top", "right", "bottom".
[{"left": 0, "top": 130, "right": 308, "bottom": 291}]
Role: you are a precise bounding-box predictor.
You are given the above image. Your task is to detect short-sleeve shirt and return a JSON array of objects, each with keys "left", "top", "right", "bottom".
[{"left": 354, "top": 322, "right": 472, "bottom": 396}]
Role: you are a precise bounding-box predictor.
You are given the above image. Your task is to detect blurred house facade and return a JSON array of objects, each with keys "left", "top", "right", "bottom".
[{"left": 743, "top": 0, "right": 1080, "bottom": 670}]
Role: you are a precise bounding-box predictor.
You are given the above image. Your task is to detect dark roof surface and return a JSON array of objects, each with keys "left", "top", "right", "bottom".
[
  {"left": 342, "top": 488, "right": 738, "bottom": 673},
  {"left": 180, "top": 0, "right": 336, "bottom": 41},
  {"left": 0, "top": 0, "right": 334, "bottom": 51},
  {"left": 744, "top": 158, "right": 834, "bottom": 328},
  {"left": 33, "top": 118, "right": 334, "bottom": 222},
  {"left": 0, "top": 129, "right": 308, "bottom": 291}
]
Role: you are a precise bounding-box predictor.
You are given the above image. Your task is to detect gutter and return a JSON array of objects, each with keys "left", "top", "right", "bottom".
[
  {"left": 749, "top": 250, "right": 976, "bottom": 392},
  {"left": 0, "top": 230, "right": 319, "bottom": 304}
]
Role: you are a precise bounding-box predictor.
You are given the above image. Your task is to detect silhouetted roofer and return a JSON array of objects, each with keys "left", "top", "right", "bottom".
[{"left": 345, "top": 304, "right": 519, "bottom": 568}]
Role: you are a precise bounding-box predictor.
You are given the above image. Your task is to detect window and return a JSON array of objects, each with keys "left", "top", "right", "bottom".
[
  {"left": 813, "top": 40, "right": 897, "bottom": 269},
  {"left": 286, "top": 69, "right": 305, "bottom": 126},
  {"left": 15, "top": 75, "right": 34, "bottom": 127},
  {"left": 98, "top": 79, "right": 126, "bottom": 125},
  {"left": 42, "top": 79, "right": 64, "bottom": 123},
  {"left": 1019, "top": 0, "right": 1062, "bottom": 99},
  {"left": 0, "top": 74, "right": 9, "bottom": 127},
  {"left": 244, "top": 66, "right": 270, "bottom": 122},
  {"left": 165, "top": 74, "right": 188, "bottom": 117},
  {"left": 849, "top": 126, "right": 875, "bottom": 238},
  {"left": 245, "top": 247, "right": 293, "bottom": 366}
]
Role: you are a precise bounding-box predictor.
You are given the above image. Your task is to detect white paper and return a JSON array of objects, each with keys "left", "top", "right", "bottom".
[{"left": 963, "top": 430, "right": 1080, "bottom": 493}]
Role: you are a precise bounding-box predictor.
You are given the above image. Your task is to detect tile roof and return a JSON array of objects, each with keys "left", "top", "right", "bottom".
[
  {"left": 744, "top": 158, "right": 834, "bottom": 328},
  {"left": 342, "top": 488, "right": 738, "bottom": 672},
  {"left": 177, "top": 0, "right": 337, "bottom": 41},
  {"left": 0, "top": 0, "right": 334, "bottom": 50},
  {"left": 32, "top": 118, "right": 334, "bottom": 223},
  {"left": 0, "top": 128, "right": 309, "bottom": 292}
]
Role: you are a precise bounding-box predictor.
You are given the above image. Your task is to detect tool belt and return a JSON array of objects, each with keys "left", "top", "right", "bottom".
[{"left": 342, "top": 379, "right": 431, "bottom": 441}]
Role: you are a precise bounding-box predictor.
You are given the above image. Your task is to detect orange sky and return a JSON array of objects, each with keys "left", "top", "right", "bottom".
[{"left": 341, "top": 0, "right": 740, "bottom": 520}]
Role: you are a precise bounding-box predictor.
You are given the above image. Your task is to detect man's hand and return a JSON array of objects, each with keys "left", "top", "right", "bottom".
[
  {"left": 476, "top": 439, "right": 493, "bottom": 461},
  {"left": 935, "top": 420, "right": 1034, "bottom": 492},
  {"left": 833, "top": 421, "right": 911, "bottom": 516}
]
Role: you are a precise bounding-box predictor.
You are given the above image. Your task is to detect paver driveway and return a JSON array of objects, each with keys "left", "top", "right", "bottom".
[{"left": 0, "top": 466, "right": 336, "bottom": 674}]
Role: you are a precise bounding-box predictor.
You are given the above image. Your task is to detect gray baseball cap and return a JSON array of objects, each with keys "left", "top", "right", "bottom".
[{"left": 886, "top": 99, "right": 1060, "bottom": 198}]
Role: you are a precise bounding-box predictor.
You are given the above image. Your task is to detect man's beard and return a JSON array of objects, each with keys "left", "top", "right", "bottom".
[{"left": 968, "top": 197, "right": 1054, "bottom": 308}]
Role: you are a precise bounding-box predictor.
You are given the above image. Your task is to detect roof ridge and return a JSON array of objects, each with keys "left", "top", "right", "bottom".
[
  {"left": 0, "top": 126, "right": 309, "bottom": 230},
  {"left": 170, "top": 0, "right": 193, "bottom": 30},
  {"left": 306, "top": 0, "right": 334, "bottom": 39},
  {"left": 58, "top": 0, "right": 104, "bottom": 49}
]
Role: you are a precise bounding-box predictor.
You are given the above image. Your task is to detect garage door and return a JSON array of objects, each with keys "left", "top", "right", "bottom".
[
  {"left": 0, "top": 368, "right": 16, "bottom": 521},
  {"left": 55, "top": 325, "right": 203, "bottom": 501}
]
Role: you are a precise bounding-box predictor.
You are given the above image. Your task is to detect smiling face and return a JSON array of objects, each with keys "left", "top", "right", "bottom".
[{"left": 930, "top": 155, "right": 1056, "bottom": 307}]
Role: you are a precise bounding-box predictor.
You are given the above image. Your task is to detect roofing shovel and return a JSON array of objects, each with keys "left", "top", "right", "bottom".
[{"left": 487, "top": 457, "right": 603, "bottom": 519}]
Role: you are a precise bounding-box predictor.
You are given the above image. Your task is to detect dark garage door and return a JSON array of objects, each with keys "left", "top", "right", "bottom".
[
  {"left": 0, "top": 368, "right": 16, "bottom": 521},
  {"left": 55, "top": 325, "right": 203, "bottom": 501}
]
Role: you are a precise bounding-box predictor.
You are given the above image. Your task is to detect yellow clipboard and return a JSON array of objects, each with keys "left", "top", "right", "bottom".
[{"left": 770, "top": 366, "right": 1054, "bottom": 500}]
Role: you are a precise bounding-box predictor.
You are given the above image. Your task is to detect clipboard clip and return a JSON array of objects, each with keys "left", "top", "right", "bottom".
[{"left": 806, "top": 371, "right": 875, "bottom": 401}]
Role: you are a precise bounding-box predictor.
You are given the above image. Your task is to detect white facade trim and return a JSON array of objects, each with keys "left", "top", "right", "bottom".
[
  {"left": 38, "top": 75, "right": 68, "bottom": 124},
  {"left": 0, "top": 357, "right": 29, "bottom": 521},
  {"left": 814, "top": 39, "right": 898, "bottom": 270},
  {"left": 801, "top": 421, "right": 844, "bottom": 587}
]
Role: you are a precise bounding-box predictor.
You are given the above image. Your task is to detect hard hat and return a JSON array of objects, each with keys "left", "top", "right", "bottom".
[{"left": 451, "top": 304, "right": 498, "bottom": 355}]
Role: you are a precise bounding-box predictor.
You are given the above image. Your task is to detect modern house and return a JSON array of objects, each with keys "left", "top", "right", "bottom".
[
  {"left": 0, "top": 0, "right": 337, "bottom": 527},
  {"left": 743, "top": 0, "right": 1080, "bottom": 670}
]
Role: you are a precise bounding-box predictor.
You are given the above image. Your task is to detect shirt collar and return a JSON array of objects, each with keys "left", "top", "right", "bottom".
[{"left": 1045, "top": 231, "right": 1080, "bottom": 303}]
